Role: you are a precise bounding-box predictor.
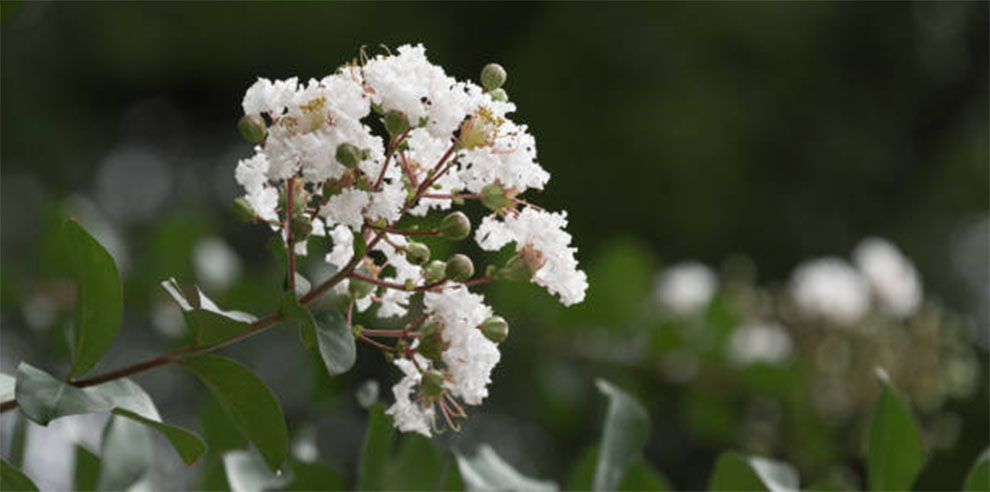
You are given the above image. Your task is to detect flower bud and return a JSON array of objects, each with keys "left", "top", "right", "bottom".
[
  {"left": 417, "top": 322, "right": 447, "bottom": 361},
  {"left": 445, "top": 254, "right": 475, "bottom": 283},
  {"left": 384, "top": 110, "right": 410, "bottom": 138},
  {"left": 480, "top": 63, "right": 507, "bottom": 92},
  {"left": 405, "top": 242, "right": 430, "bottom": 265},
  {"left": 490, "top": 88, "right": 508, "bottom": 102},
  {"left": 232, "top": 197, "right": 256, "bottom": 223},
  {"left": 290, "top": 215, "right": 312, "bottom": 241},
  {"left": 349, "top": 267, "right": 375, "bottom": 299},
  {"left": 420, "top": 370, "right": 446, "bottom": 400},
  {"left": 497, "top": 246, "right": 545, "bottom": 282},
  {"left": 424, "top": 260, "right": 447, "bottom": 282},
  {"left": 481, "top": 183, "right": 512, "bottom": 212},
  {"left": 335, "top": 143, "right": 364, "bottom": 169},
  {"left": 480, "top": 316, "right": 509, "bottom": 344},
  {"left": 438, "top": 211, "right": 471, "bottom": 240},
  {"left": 237, "top": 114, "right": 267, "bottom": 143}
]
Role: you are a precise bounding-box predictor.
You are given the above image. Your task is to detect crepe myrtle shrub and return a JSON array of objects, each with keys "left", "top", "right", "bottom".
[{"left": 0, "top": 44, "right": 588, "bottom": 482}]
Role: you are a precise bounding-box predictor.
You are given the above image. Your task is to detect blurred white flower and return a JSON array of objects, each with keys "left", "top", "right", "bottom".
[
  {"left": 194, "top": 236, "right": 243, "bottom": 292},
  {"left": 789, "top": 257, "right": 870, "bottom": 326},
  {"left": 653, "top": 262, "right": 718, "bottom": 316},
  {"left": 728, "top": 321, "right": 794, "bottom": 366},
  {"left": 853, "top": 237, "right": 922, "bottom": 318}
]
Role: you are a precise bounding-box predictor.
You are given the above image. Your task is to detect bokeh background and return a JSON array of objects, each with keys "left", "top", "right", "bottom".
[{"left": 1, "top": 2, "right": 987, "bottom": 491}]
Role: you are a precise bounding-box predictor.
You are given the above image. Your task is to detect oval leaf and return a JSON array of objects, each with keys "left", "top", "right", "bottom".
[
  {"left": 314, "top": 310, "right": 356, "bottom": 377},
  {"left": 97, "top": 416, "right": 153, "bottom": 491},
  {"left": 15, "top": 362, "right": 112, "bottom": 425},
  {"left": 592, "top": 379, "right": 650, "bottom": 492},
  {"left": 456, "top": 445, "right": 558, "bottom": 492},
  {"left": 964, "top": 447, "right": 989, "bottom": 492},
  {"left": 161, "top": 278, "right": 256, "bottom": 347},
  {"left": 279, "top": 292, "right": 317, "bottom": 349},
  {"left": 1, "top": 458, "right": 38, "bottom": 492},
  {"left": 182, "top": 355, "right": 288, "bottom": 471},
  {"left": 75, "top": 445, "right": 101, "bottom": 491},
  {"left": 866, "top": 375, "right": 923, "bottom": 491},
  {"left": 709, "top": 452, "right": 799, "bottom": 492},
  {"left": 357, "top": 403, "right": 395, "bottom": 492},
  {"left": 64, "top": 219, "right": 123, "bottom": 378}
]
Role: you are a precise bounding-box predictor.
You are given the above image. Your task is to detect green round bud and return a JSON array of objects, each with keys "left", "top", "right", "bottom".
[
  {"left": 445, "top": 254, "right": 475, "bottom": 283},
  {"left": 349, "top": 267, "right": 375, "bottom": 299},
  {"left": 384, "top": 110, "right": 410, "bottom": 138},
  {"left": 425, "top": 260, "right": 447, "bottom": 281},
  {"left": 481, "top": 183, "right": 512, "bottom": 211},
  {"left": 438, "top": 211, "right": 471, "bottom": 240},
  {"left": 335, "top": 143, "right": 364, "bottom": 169},
  {"left": 497, "top": 249, "right": 544, "bottom": 282},
  {"left": 237, "top": 114, "right": 267, "bottom": 144},
  {"left": 232, "top": 197, "right": 257, "bottom": 223},
  {"left": 290, "top": 215, "right": 312, "bottom": 241},
  {"left": 420, "top": 370, "right": 446, "bottom": 400},
  {"left": 405, "top": 242, "right": 430, "bottom": 265},
  {"left": 417, "top": 322, "right": 447, "bottom": 361},
  {"left": 480, "top": 63, "right": 507, "bottom": 92},
  {"left": 480, "top": 316, "right": 509, "bottom": 344},
  {"left": 490, "top": 88, "right": 508, "bottom": 102}
]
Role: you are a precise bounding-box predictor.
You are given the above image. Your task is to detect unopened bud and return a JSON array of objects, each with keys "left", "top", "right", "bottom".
[
  {"left": 497, "top": 246, "right": 545, "bottom": 282},
  {"left": 445, "top": 254, "right": 475, "bottom": 283},
  {"left": 417, "top": 322, "right": 447, "bottom": 362},
  {"left": 481, "top": 183, "right": 512, "bottom": 212},
  {"left": 420, "top": 370, "right": 446, "bottom": 400},
  {"left": 384, "top": 110, "right": 410, "bottom": 138},
  {"left": 405, "top": 242, "right": 430, "bottom": 265},
  {"left": 425, "top": 260, "right": 447, "bottom": 282},
  {"left": 335, "top": 143, "right": 364, "bottom": 169},
  {"left": 480, "top": 316, "right": 509, "bottom": 344},
  {"left": 232, "top": 197, "right": 256, "bottom": 223},
  {"left": 438, "top": 211, "right": 471, "bottom": 240},
  {"left": 290, "top": 215, "right": 312, "bottom": 241},
  {"left": 237, "top": 114, "right": 267, "bottom": 143},
  {"left": 480, "top": 63, "right": 507, "bottom": 92},
  {"left": 490, "top": 88, "right": 508, "bottom": 102},
  {"left": 349, "top": 267, "right": 375, "bottom": 299}
]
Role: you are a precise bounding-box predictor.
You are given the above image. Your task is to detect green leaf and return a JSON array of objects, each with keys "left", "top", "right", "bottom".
[
  {"left": 567, "top": 446, "right": 598, "bottom": 491},
  {"left": 97, "top": 416, "right": 153, "bottom": 491},
  {"left": 286, "top": 461, "right": 346, "bottom": 491},
  {"left": 353, "top": 231, "right": 367, "bottom": 259},
  {"left": 113, "top": 409, "right": 206, "bottom": 465},
  {"left": 314, "top": 310, "right": 356, "bottom": 377},
  {"left": 280, "top": 291, "right": 317, "bottom": 349},
  {"left": 709, "top": 452, "right": 799, "bottom": 492},
  {"left": 455, "top": 445, "right": 558, "bottom": 492},
  {"left": 619, "top": 459, "right": 673, "bottom": 491},
  {"left": 0, "top": 459, "right": 38, "bottom": 492},
  {"left": 866, "top": 373, "right": 923, "bottom": 492},
  {"left": 64, "top": 219, "right": 124, "bottom": 378},
  {"left": 182, "top": 355, "right": 289, "bottom": 472},
  {"left": 7, "top": 415, "right": 27, "bottom": 467},
  {"left": 383, "top": 434, "right": 443, "bottom": 491},
  {"left": 75, "top": 445, "right": 100, "bottom": 492},
  {"left": 15, "top": 362, "right": 112, "bottom": 425},
  {"left": 964, "top": 447, "right": 989, "bottom": 491},
  {"left": 222, "top": 449, "right": 289, "bottom": 492},
  {"left": 161, "top": 278, "right": 256, "bottom": 347},
  {"left": 357, "top": 403, "right": 395, "bottom": 491},
  {"left": 592, "top": 379, "right": 650, "bottom": 492}
]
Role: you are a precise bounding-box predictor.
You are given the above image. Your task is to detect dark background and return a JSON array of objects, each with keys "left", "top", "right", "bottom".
[{"left": 1, "top": 2, "right": 987, "bottom": 491}]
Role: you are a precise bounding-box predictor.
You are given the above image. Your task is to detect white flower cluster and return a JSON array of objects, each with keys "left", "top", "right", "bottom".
[
  {"left": 789, "top": 237, "right": 922, "bottom": 326},
  {"left": 653, "top": 261, "right": 719, "bottom": 316},
  {"left": 233, "top": 44, "right": 587, "bottom": 436}
]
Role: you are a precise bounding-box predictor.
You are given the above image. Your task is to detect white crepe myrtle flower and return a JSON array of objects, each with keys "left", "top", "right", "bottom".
[
  {"left": 653, "top": 262, "right": 718, "bottom": 316},
  {"left": 789, "top": 257, "right": 870, "bottom": 326},
  {"left": 728, "top": 321, "right": 794, "bottom": 366},
  {"left": 853, "top": 237, "right": 922, "bottom": 318},
  {"left": 234, "top": 44, "right": 586, "bottom": 435}
]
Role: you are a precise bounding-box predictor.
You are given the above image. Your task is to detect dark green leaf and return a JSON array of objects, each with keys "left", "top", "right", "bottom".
[
  {"left": 15, "top": 362, "right": 112, "bottom": 425},
  {"left": 619, "top": 459, "right": 673, "bottom": 491},
  {"left": 75, "top": 445, "right": 100, "bottom": 492},
  {"left": 314, "top": 310, "right": 356, "bottom": 376},
  {"left": 357, "top": 403, "right": 395, "bottom": 491},
  {"left": 866, "top": 374, "right": 923, "bottom": 492},
  {"left": 182, "top": 355, "right": 289, "bottom": 472},
  {"left": 567, "top": 446, "right": 597, "bottom": 491},
  {"left": 964, "top": 447, "right": 989, "bottom": 492},
  {"left": 455, "top": 445, "right": 558, "bottom": 492},
  {"left": 64, "top": 219, "right": 123, "bottom": 378},
  {"left": 383, "top": 434, "right": 443, "bottom": 491},
  {"left": 97, "top": 416, "right": 153, "bottom": 491},
  {"left": 286, "top": 461, "right": 346, "bottom": 491},
  {"left": 7, "top": 414, "right": 27, "bottom": 467},
  {"left": 709, "top": 452, "right": 799, "bottom": 492},
  {"left": 279, "top": 291, "right": 317, "bottom": 349},
  {"left": 1, "top": 458, "right": 38, "bottom": 492},
  {"left": 113, "top": 409, "right": 206, "bottom": 465},
  {"left": 592, "top": 379, "right": 650, "bottom": 492},
  {"left": 162, "top": 278, "right": 256, "bottom": 347}
]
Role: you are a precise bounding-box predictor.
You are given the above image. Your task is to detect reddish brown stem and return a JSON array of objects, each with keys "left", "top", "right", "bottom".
[
  {"left": 286, "top": 177, "right": 297, "bottom": 294},
  {"left": 365, "top": 223, "right": 440, "bottom": 237}
]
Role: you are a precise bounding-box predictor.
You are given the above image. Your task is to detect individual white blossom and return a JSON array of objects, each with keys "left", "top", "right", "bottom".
[
  {"left": 424, "top": 287, "right": 500, "bottom": 405},
  {"left": 320, "top": 188, "right": 370, "bottom": 230},
  {"left": 653, "top": 262, "right": 718, "bottom": 316},
  {"left": 728, "top": 321, "right": 794, "bottom": 366},
  {"left": 789, "top": 257, "right": 870, "bottom": 326},
  {"left": 385, "top": 358, "right": 434, "bottom": 437},
  {"left": 853, "top": 237, "right": 922, "bottom": 318}
]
